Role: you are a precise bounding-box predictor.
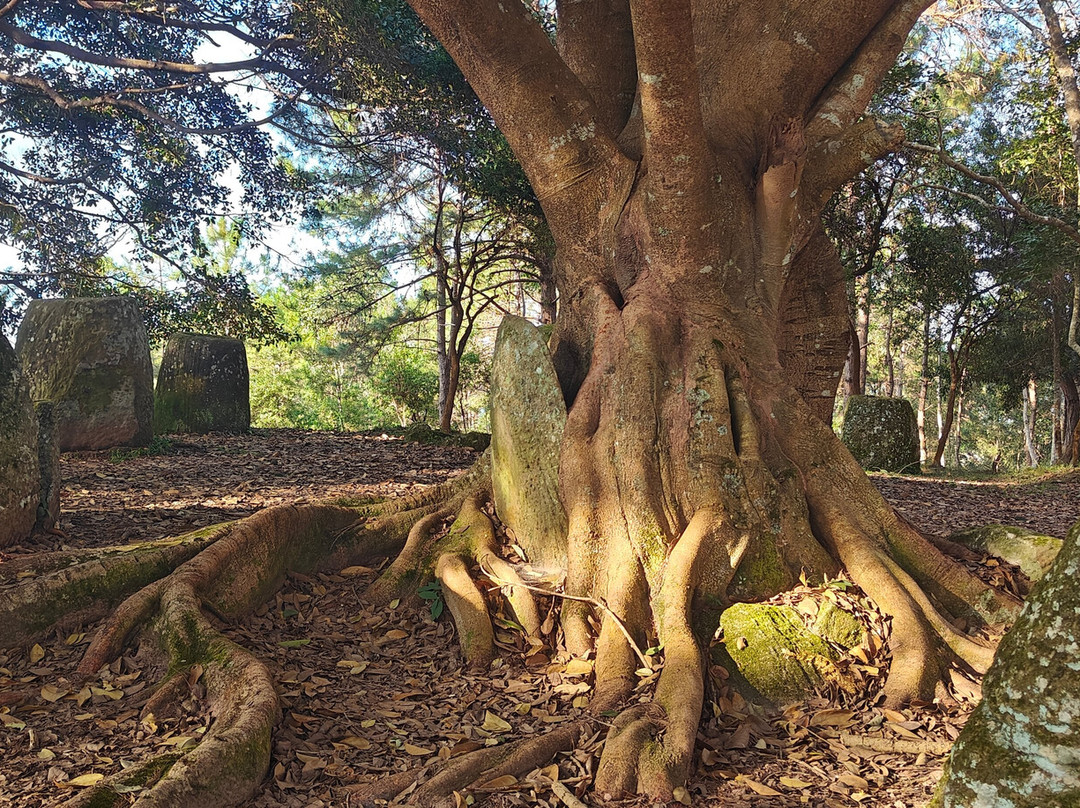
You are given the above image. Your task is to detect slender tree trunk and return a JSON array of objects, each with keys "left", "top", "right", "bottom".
[
  {"left": 884, "top": 306, "right": 895, "bottom": 397},
  {"left": 932, "top": 349, "right": 960, "bottom": 468},
  {"left": 1024, "top": 375, "right": 1040, "bottom": 467},
  {"left": 437, "top": 269, "right": 449, "bottom": 425},
  {"left": 1052, "top": 272, "right": 1064, "bottom": 464},
  {"left": 918, "top": 308, "right": 931, "bottom": 463},
  {"left": 856, "top": 272, "right": 870, "bottom": 393},
  {"left": 843, "top": 319, "right": 862, "bottom": 398},
  {"left": 954, "top": 369, "right": 964, "bottom": 468}
]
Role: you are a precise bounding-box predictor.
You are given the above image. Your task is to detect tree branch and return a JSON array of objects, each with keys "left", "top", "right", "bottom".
[
  {"left": 905, "top": 141, "right": 1080, "bottom": 245},
  {"left": 629, "top": 0, "right": 712, "bottom": 233},
  {"left": 803, "top": 117, "right": 905, "bottom": 209},
  {"left": 404, "top": 0, "right": 631, "bottom": 240},
  {"left": 807, "top": 0, "right": 934, "bottom": 142}
]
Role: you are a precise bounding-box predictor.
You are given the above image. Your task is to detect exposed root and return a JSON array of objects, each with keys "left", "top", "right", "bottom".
[
  {"left": 43, "top": 466, "right": 484, "bottom": 808},
  {"left": 0, "top": 524, "right": 227, "bottom": 648},
  {"left": 64, "top": 752, "right": 184, "bottom": 807},
  {"left": 406, "top": 722, "right": 585, "bottom": 807},
  {"left": 368, "top": 486, "right": 541, "bottom": 667}
]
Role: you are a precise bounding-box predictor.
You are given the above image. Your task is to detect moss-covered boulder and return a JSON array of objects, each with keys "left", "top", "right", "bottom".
[
  {"left": 714, "top": 600, "right": 864, "bottom": 705},
  {"left": 16, "top": 297, "right": 153, "bottom": 450},
  {"left": 490, "top": 316, "right": 567, "bottom": 570},
  {"left": 841, "top": 394, "right": 920, "bottom": 473},
  {"left": 931, "top": 517, "right": 1080, "bottom": 807},
  {"left": 949, "top": 524, "right": 1062, "bottom": 581},
  {"left": 154, "top": 333, "right": 250, "bottom": 434},
  {"left": 0, "top": 336, "right": 40, "bottom": 547}
]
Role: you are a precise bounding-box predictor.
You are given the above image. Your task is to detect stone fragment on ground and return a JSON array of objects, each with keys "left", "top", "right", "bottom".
[
  {"left": 489, "top": 315, "right": 567, "bottom": 569},
  {"left": 841, "top": 395, "right": 920, "bottom": 473},
  {"left": 15, "top": 296, "right": 153, "bottom": 450},
  {"left": 715, "top": 597, "right": 865, "bottom": 705},
  {"left": 154, "top": 332, "right": 251, "bottom": 434},
  {"left": 949, "top": 523, "right": 1063, "bottom": 581}
]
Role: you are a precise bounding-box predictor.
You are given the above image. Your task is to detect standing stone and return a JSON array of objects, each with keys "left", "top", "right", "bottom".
[
  {"left": 154, "top": 333, "right": 250, "bottom": 434},
  {"left": 0, "top": 335, "right": 40, "bottom": 547},
  {"left": 490, "top": 316, "right": 568, "bottom": 570},
  {"left": 840, "top": 395, "right": 920, "bottom": 473},
  {"left": 15, "top": 297, "right": 154, "bottom": 450},
  {"left": 931, "top": 518, "right": 1080, "bottom": 807}
]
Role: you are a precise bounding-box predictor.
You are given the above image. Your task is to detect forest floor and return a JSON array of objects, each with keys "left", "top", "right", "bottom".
[{"left": 2, "top": 429, "right": 1078, "bottom": 808}]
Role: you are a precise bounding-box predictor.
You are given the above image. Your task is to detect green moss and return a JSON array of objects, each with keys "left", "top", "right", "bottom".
[
  {"left": 728, "top": 538, "right": 788, "bottom": 602},
  {"left": 950, "top": 524, "right": 1063, "bottom": 581}
]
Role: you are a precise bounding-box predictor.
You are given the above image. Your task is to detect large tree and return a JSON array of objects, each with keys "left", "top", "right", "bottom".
[
  {"left": 1, "top": 2, "right": 1025, "bottom": 806},
  {"left": 362, "top": 0, "right": 1018, "bottom": 797}
]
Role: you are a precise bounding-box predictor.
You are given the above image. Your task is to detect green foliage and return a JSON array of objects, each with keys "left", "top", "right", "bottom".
[
  {"left": 372, "top": 347, "right": 439, "bottom": 426},
  {"left": 417, "top": 580, "right": 445, "bottom": 620},
  {"left": 0, "top": 1, "right": 306, "bottom": 315}
]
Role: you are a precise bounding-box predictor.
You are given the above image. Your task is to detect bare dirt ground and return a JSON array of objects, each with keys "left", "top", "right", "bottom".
[{"left": 1, "top": 430, "right": 1076, "bottom": 808}]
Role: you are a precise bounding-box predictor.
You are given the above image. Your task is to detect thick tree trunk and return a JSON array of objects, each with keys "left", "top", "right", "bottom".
[
  {"left": 397, "top": 0, "right": 1020, "bottom": 799},
  {"left": 23, "top": 4, "right": 1024, "bottom": 806}
]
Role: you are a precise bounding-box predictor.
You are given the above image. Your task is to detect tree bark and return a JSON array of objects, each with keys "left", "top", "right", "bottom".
[
  {"left": 856, "top": 271, "right": 871, "bottom": 393},
  {"left": 933, "top": 348, "right": 961, "bottom": 468},
  {"left": 1062, "top": 372, "right": 1080, "bottom": 464}
]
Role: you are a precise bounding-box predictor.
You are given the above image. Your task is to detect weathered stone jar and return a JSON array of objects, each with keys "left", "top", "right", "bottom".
[
  {"left": 16, "top": 296, "right": 153, "bottom": 450},
  {"left": 154, "top": 332, "right": 250, "bottom": 434}
]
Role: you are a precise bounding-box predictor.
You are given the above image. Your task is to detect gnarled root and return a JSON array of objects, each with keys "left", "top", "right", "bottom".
[
  {"left": 366, "top": 488, "right": 541, "bottom": 668},
  {"left": 53, "top": 465, "right": 484, "bottom": 808}
]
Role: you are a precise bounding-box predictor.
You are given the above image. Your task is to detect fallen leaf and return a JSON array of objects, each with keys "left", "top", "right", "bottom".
[
  {"left": 404, "top": 743, "right": 434, "bottom": 756},
  {"left": 30, "top": 644, "right": 44, "bottom": 664},
  {"left": 479, "top": 775, "right": 517, "bottom": 789},
  {"left": 336, "top": 736, "right": 371, "bottom": 750},
  {"left": 809, "top": 709, "right": 856, "bottom": 727},
  {"left": 67, "top": 773, "right": 105, "bottom": 787},
  {"left": 736, "top": 775, "right": 782, "bottom": 796},
  {"left": 481, "top": 711, "right": 512, "bottom": 733}
]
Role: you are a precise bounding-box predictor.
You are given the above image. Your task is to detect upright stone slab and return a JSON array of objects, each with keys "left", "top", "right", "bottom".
[
  {"left": 931, "top": 518, "right": 1080, "bottom": 807},
  {"left": 0, "top": 336, "right": 40, "bottom": 547},
  {"left": 16, "top": 297, "right": 153, "bottom": 450},
  {"left": 154, "top": 333, "right": 250, "bottom": 434},
  {"left": 840, "top": 394, "right": 920, "bottom": 473},
  {"left": 490, "top": 316, "right": 567, "bottom": 570}
]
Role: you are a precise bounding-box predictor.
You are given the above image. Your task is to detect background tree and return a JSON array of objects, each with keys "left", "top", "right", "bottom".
[{"left": 0, "top": 0, "right": 313, "bottom": 327}]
